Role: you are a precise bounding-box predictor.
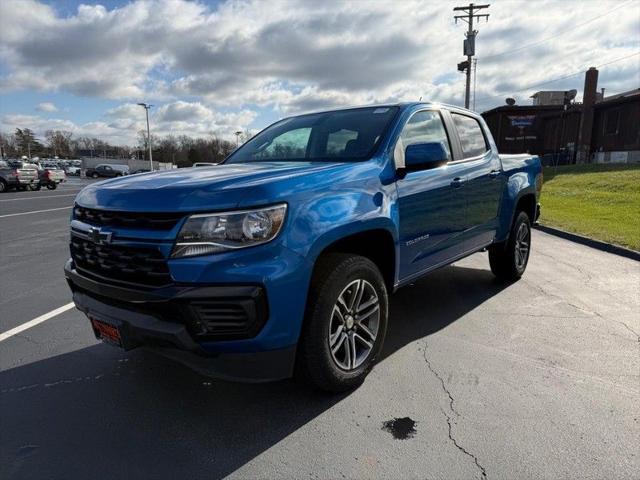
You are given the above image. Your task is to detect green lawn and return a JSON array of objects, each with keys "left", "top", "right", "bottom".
[{"left": 540, "top": 163, "right": 640, "bottom": 251}]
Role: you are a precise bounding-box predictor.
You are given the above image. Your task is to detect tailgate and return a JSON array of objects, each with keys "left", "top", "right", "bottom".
[{"left": 17, "top": 168, "right": 38, "bottom": 182}]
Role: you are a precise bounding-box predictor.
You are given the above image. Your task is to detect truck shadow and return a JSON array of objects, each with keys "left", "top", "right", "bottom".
[{"left": 0, "top": 264, "right": 508, "bottom": 480}]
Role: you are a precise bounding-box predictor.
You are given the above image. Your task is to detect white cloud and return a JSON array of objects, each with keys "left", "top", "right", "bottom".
[
  {"left": 36, "top": 102, "right": 57, "bottom": 112},
  {"left": 2, "top": 101, "right": 258, "bottom": 145},
  {"left": 0, "top": 0, "right": 638, "bottom": 143}
]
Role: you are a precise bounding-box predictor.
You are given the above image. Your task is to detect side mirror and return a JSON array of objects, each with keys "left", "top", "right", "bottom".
[{"left": 403, "top": 142, "right": 448, "bottom": 172}]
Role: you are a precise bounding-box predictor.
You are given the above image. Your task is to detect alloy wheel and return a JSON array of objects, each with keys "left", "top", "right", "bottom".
[
  {"left": 514, "top": 222, "right": 530, "bottom": 270},
  {"left": 328, "top": 279, "right": 380, "bottom": 371}
]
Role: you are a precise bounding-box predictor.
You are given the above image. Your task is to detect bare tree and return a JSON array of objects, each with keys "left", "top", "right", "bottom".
[{"left": 45, "top": 130, "right": 74, "bottom": 158}]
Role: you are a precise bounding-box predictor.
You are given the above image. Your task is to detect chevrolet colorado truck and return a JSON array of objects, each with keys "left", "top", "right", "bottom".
[{"left": 65, "top": 103, "right": 542, "bottom": 392}]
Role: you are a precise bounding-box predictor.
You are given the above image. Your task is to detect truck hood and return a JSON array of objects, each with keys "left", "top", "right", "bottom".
[{"left": 75, "top": 161, "right": 349, "bottom": 212}]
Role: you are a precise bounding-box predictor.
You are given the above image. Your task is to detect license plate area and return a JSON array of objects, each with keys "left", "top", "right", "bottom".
[{"left": 90, "top": 317, "right": 123, "bottom": 347}]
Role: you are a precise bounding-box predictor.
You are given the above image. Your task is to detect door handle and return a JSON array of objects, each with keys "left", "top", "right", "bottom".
[
  {"left": 450, "top": 177, "right": 465, "bottom": 188},
  {"left": 489, "top": 169, "right": 501, "bottom": 178}
]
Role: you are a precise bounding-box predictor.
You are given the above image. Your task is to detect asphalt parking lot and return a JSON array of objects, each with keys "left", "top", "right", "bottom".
[{"left": 1, "top": 180, "right": 638, "bottom": 480}]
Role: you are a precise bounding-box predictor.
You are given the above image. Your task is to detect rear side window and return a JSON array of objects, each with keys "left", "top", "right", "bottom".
[
  {"left": 452, "top": 113, "right": 489, "bottom": 158},
  {"left": 399, "top": 110, "right": 452, "bottom": 160}
]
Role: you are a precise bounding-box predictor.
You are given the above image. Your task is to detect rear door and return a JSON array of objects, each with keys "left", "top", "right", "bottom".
[
  {"left": 396, "top": 109, "right": 468, "bottom": 280},
  {"left": 449, "top": 112, "right": 505, "bottom": 250}
]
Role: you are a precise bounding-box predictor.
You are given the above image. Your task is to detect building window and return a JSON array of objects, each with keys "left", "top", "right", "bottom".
[{"left": 604, "top": 109, "right": 619, "bottom": 136}]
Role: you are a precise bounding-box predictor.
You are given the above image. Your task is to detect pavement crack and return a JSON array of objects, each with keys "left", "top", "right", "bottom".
[
  {"left": 524, "top": 279, "right": 639, "bottom": 344},
  {"left": 423, "top": 340, "right": 487, "bottom": 479}
]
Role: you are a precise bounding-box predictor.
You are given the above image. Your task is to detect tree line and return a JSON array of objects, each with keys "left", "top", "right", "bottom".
[{"left": 0, "top": 128, "right": 250, "bottom": 167}]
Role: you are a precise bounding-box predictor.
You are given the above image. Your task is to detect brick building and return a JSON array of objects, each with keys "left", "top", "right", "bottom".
[{"left": 482, "top": 68, "right": 640, "bottom": 165}]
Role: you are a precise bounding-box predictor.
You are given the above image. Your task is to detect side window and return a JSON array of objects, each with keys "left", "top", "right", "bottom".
[
  {"left": 452, "top": 113, "right": 489, "bottom": 158},
  {"left": 326, "top": 129, "right": 359, "bottom": 157},
  {"left": 398, "top": 110, "right": 452, "bottom": 160},
  {"left": 253, "top": 128, "right": 311, "bottom": 160}
]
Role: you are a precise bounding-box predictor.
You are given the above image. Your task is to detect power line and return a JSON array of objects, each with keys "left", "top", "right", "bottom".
[
  {"left": 481, "top": 0, "right": 635, "bottom": 61},
  {"left": 474, "top": 51, "right": 640, "bottom": 107}
]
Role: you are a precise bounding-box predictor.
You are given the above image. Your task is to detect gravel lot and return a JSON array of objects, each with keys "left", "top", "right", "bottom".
[{"left": 1, "top": 179, "right": 638, "bottom": 480}]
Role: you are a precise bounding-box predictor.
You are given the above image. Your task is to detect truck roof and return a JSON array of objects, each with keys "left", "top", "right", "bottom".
[{"left": 290, "top": 101, "right": 476, "bottom": 118}]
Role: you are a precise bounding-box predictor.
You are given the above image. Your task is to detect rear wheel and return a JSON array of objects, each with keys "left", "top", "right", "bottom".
[
  {"left": 489, "top": 211, "right": 532, "bottom": 281},
  {"left": 91, "top": 172, "right": 99, "bottom": 178},
  {"left": 46, "top": 183, "right": 57, "bottom": 190},
  {"left": 296, "top": 253, "right": 388, "bottom": 392},
  {"left": 0, "top": 179, "right": 7, "bottom": 193},
  {"left": 29, "top": 183, "right": 41, "bottom": 191}
]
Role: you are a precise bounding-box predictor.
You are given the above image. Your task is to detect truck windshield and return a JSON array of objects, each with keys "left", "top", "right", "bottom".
[{"left": 226, "top": 106, "right": 399, "bottom": 163}]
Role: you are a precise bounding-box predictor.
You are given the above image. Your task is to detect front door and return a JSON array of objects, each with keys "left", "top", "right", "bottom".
[{"left": 396, "top": 110, "right": 468, "bottom": 281}]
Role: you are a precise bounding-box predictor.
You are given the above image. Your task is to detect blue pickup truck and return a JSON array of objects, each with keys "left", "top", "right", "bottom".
[{"left": 65, "top": 103, "right": 542, "bottom": 392}]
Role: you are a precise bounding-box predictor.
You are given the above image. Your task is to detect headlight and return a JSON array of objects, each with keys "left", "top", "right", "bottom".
[{"left": 172, "top": 204, "right": 287, "bottom": 258}]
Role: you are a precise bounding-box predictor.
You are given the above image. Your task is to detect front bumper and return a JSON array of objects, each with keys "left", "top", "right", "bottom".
[{"left": 65, "top": 260, "right": 297, "bottom": 382}]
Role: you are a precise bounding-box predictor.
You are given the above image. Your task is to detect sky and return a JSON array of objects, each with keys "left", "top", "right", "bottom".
[{"left": 0, "top": 0, "right": 638, "bottom": 146}]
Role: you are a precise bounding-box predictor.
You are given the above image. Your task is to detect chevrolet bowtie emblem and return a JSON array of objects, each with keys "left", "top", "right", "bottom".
[{"left": 88, "top": 226, "right": 113, "bottom": 245}]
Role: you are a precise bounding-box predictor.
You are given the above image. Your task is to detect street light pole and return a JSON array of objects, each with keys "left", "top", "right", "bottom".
[
  {"left": 137, "top": 103, "right": 154, "bottom": 170},
  {"left": 234, "top": 130, "right": 242, "bottom": 148}
]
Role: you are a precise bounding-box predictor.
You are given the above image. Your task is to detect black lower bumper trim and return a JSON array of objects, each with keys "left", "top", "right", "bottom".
[
  {"left": 72, "top": 290, "right": 296, "bottom": 382},
  {"left": 65, "top": 259, "right": 269, "bottom": 341}
]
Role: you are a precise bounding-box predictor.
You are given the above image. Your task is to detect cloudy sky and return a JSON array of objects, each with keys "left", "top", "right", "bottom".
[{"left": 0, "top": 0, "right": 638, "bottom": 145}]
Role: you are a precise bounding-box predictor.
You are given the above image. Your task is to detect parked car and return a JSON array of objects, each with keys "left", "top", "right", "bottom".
[
  {"left": 192, "top": 162, "right": 217, "bottom": 167},
  {"left": 0, "top": 160, "right": 39, "bottom": 192},
  {"left": 65, "top": 165, "right": 81, "bottom": 176},
  {"left": 130, "top": 168, "right": 151, "bottom": 174},
  {"left": 85, "top": 164, "right": 129, "bottom": 178},
  {"left": 34, "top": 165, "right": 66, "bottom": 190},
  {"left": 65, "top": 103, "right": 542, "bottom": 392}
]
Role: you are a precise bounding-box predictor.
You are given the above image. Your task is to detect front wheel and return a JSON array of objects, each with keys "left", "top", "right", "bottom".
[
  {"left": 296, "top": 253, "right": 388, "bottom": 392},
  {"left": 46, "top": 183, "right": 57, "bottom": 190},
  {"left": 489, "top": 211, "right": 532, "bottom": 281},
  {"left": 91, "top": 172, "right": 99, "bottom": 178}
]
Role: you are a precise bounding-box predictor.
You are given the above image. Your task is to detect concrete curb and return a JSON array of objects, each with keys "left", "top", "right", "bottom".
[{"left": 534, "top": 224, "right": 640, "bottom": 262}]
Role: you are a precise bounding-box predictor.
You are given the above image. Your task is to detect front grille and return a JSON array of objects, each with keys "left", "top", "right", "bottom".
[
  {"left": 74, "top": 206, "right": 183, "bottom": 231},
  {"left": 70, "top": 236, "right": 171, "bottom": 287}
]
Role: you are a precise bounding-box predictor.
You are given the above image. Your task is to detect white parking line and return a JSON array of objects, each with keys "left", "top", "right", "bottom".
[
  {"left": 0, "top": 303, "right": 75, "bottom": 342},
  {"left": 0, "top": 193, "right": 78, "bottom": 202},
  {"left": 0, "top": 206, "right": 73, "bottom": 218}
]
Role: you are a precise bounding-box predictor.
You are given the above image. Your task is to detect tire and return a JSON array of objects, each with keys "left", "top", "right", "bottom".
[
  {"left": 46, "top": 183, "right": 57, "bottom": 190},
  {"left": 489, "top": 211, "right": 532, "bottom": 281},
  {"left": 0, "top": 179, "right": 6, "bottom": 193},
  {"left": 29, "top": 184, "right": 41, "bottom": 191},
  {"left": 91, "top": 172, "right": 99, "bottom": 178},
  {"left": 296, "top": 253, "right": 388, "bottom": 392}
]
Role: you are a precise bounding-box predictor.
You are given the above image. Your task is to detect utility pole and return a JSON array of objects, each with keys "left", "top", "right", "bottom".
[
  {"left": 137, "top": 103, "right": 154, "bottom": 170},
  {"left": 472, "top": 58, "right": 478, "bottom": 110},
  {"left": 454, "top": 3, "right": 489, "bottom": 109}
]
